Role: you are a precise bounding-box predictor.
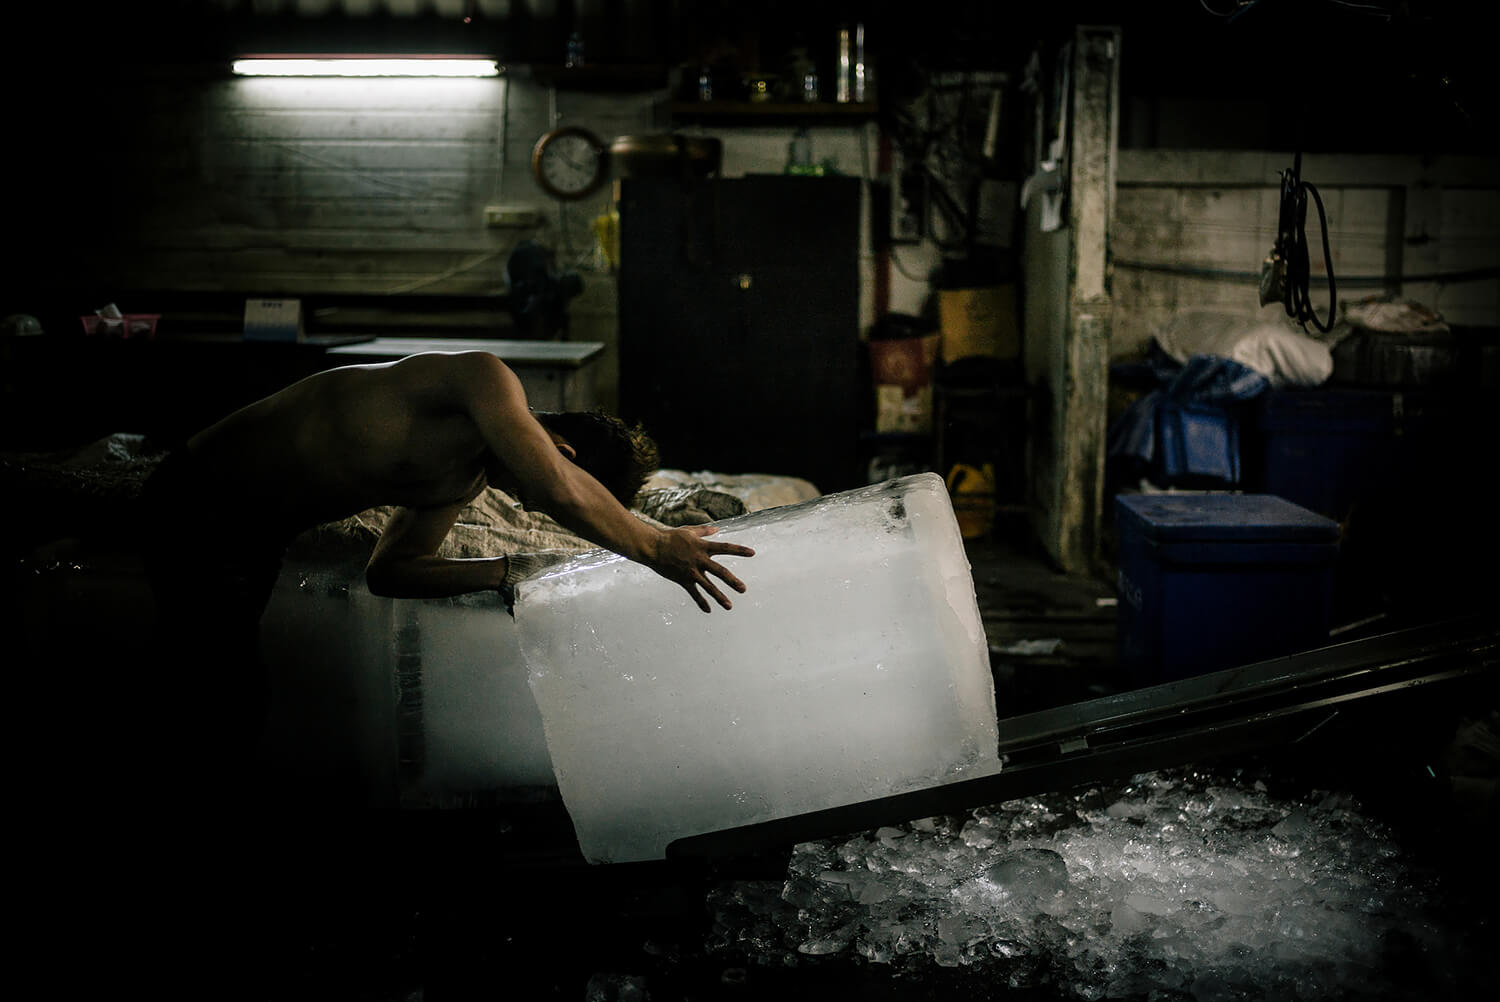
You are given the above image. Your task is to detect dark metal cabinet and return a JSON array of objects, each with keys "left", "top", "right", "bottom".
[{"left": 617, "top": 175, "right": 863, "bottom": 493}]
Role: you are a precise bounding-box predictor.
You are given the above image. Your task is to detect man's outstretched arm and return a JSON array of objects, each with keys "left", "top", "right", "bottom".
[{"left": 457, "top": 353, "right": 754, "bottom": 612}]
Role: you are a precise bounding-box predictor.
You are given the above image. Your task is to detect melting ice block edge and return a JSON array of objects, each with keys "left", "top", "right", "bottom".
[{"left": 515, "top": 472, "right": 1001, "bottom": 863}]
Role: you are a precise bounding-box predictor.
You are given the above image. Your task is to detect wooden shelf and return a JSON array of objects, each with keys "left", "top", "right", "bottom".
[
  {"left": 667, "top": 100, "right": 879, "bottom": 122},
  {"left": 528, "top": 64, "right": 668, "bottom": 91}
]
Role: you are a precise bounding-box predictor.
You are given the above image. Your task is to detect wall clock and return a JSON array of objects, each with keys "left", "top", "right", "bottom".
[{"left": 531, "top": 125, "right": 609, "bottom": 201}]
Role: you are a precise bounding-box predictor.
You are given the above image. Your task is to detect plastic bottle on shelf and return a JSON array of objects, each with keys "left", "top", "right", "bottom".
[
  {"left": 853, "top": 23, "right": 867, "bottom": 102},
  {"left": 836, "top": 26, "right": 851, "bottom": 103}
]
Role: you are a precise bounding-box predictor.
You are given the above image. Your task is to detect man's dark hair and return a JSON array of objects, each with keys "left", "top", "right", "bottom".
[{"left": 534, "top": 409, "right": 660, "bottom": 509}]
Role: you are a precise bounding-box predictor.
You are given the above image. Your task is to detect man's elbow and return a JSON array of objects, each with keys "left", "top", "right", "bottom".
[
  {"left": 530, "top": 478, "right": 591, "bottom": 523},
  {"left": 364, "top": 561, "right": 400, "bottom": 598}
]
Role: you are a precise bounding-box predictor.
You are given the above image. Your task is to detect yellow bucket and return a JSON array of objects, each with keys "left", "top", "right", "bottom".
[
  {"left": 946, "top": 463, "right": 996, "bottom": 539},
  {"left": 592, "top": 209, "right": 620, "bottom": 271}
]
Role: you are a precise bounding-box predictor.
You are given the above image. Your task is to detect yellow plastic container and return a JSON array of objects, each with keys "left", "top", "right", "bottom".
[{"left": 946, "top": 462, "right": 996, "bottom": 539}]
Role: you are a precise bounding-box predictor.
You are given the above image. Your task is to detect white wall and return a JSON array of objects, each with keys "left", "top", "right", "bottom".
[{"left": 1112, "top": 151, "right": 1500, "bottom": 361}]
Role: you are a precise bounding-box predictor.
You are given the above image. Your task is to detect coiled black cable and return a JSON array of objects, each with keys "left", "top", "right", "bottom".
[{"left": 1276, "top": 150, "right": 1338, "bottom": 332}]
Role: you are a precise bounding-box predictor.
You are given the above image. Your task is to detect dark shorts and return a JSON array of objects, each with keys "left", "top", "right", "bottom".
[
  {"left": 137, "top": 450, "right": 297, "bottom": 770},
  {"left": 139, "top": 450, "right": 292, "bottom": 628}
]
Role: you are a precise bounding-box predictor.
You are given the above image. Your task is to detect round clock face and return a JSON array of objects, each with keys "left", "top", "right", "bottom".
[{"left": 531, "top": 126, "right": 608, "bottom": 200}]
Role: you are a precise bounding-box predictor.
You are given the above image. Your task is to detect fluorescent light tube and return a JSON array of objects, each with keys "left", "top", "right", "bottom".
[{"left": 233, "top": 58, "right": 500, "bottom": 77}]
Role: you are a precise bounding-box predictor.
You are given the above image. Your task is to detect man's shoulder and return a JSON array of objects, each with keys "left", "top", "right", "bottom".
[
  {"left": 394, "top": 349, "right": 511, "bottom": 379},
  {"left": 395, "top": 349, "right": 520, "bottom": 402},
  {"left": 446, "top": 349, "right": 516, "bottom": 384}
]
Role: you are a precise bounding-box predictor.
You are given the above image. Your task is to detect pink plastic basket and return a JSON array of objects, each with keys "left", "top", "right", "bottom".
[{"left": 81, "top": 314, "right": 160, "bottom": 338}]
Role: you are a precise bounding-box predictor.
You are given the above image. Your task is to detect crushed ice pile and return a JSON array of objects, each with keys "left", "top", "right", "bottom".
[{"left": 706, "top": 765, "right": 1482, "bottom": 999}]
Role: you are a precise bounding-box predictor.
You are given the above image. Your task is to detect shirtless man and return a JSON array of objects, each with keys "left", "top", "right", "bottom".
[
  {"left": 144, "top": 350, "right": 753, "bottom": 609},
  {"left": 136, "top": 350, "right": 754, "bottom": 783}
]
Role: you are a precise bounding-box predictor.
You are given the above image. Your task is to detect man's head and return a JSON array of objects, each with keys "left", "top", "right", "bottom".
[{"left": 534, "top": 409, "right": 660, "bottom": 509}]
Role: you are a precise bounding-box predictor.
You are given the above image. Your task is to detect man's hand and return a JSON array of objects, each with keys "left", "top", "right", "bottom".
[{"left": 650, "top": 525, "right": 755, "bottom": 613}]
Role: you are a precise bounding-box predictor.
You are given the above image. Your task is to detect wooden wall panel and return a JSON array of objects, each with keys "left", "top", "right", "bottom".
[
  {"left": 1112, "top": 152, "right": 1500, "bottom": 361},
  {"left": 1434, "top": 188, "right": 1500, "bottom": 324},
  {"left": 101, "top": 76, "right": 510, "bottom": 295},
  {"left": 40, "top": 69, "right": 666, "bottom": 305}
]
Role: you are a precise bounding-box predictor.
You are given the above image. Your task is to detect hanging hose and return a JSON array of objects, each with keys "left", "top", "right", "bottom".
[{"left": 1271, "top": 150, "right": 1338, "bottom": 333}]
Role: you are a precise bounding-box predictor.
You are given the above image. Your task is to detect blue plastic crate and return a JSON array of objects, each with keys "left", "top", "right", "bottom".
[
  {"left": 1251, "top": 388, "right": 1436, "bottom": 522},
  {"left": 1115, "top": 493, "right": 1340, "bottom": 685}
]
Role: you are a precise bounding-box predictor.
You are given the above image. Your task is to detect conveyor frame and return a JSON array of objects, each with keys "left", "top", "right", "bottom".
[{"left": 667, "top": 613, "right": 1500, "bottom": 862}]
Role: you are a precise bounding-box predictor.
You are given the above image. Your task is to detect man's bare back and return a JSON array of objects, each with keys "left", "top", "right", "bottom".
[
  {"left": 186, "top": 353, "right": 498, "bottom": 528},
  {"left": 171, "top": 350, "right": 754, "bottom": 613}
]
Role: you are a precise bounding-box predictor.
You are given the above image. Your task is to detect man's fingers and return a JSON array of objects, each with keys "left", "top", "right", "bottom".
[
  {"left": 699, "top": 574, "right": 732, "bottom": 611},
  {"left": 686, "top": 582, "right": 711, "bottom": 613},
  {"left": 667, "top": 525, "right": 752, "bottom": 611},
  {"left": 709, "top": 542, "right": 756, "bottom": 558},
  {"left": 686, "top": 525, "right": 755, "bottom": 558},
  {"left": 709, "top": 562, "right": 747, "bottom": 594}
]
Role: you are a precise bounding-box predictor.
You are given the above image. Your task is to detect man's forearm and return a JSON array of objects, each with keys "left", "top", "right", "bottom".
[{"left": 534, "top": 471, "right": 664, "bottom": 568}]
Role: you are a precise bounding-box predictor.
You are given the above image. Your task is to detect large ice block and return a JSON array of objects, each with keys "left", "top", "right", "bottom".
[
  {"left": 256, "top": 561, "right": 560, "bottom": 806},
  {"left": 516, "top": 472, "right": 1002, "bottom": 864}
]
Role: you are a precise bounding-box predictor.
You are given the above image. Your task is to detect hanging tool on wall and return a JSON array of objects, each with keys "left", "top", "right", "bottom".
[
  {"left": 1259, "top": 149, "right": 1338, "bottom": 333},
  {"left": 506, "top": 240, "right": 582, "bottom": 339}
]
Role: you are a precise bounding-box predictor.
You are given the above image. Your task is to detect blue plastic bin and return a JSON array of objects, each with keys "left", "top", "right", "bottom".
[
  {"left": 1115, "top": 493, "right": 1341, "bottom": 685},
  {"left": 1251, "top": 388, "right": 1437, "bottom": 522}
]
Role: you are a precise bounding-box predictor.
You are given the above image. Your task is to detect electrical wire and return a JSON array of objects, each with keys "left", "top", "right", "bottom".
[
  {"left": 1197, "top": 0, "right": 1244, "bottom": 17},
  {"left": 1114, "top": 259, "right": 1499, "bottom": 287},
  {"left": 888, "top": 245, "right": 929, "bottom": 283},
  {"left": 382, "top": 249, "right": 505, "bottom": 295},
  {"left": 884, "top": 63, "right": 994, "bottom": 253},
  {"left": 1275, "top": 150, "right": 1338, "bottom": 333},
  {"left": 493, "top": 71, "right": 510, "bottom": 202},
  {"left": 1322, "top": 0, "right": 1398, "bottom": 18}
]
